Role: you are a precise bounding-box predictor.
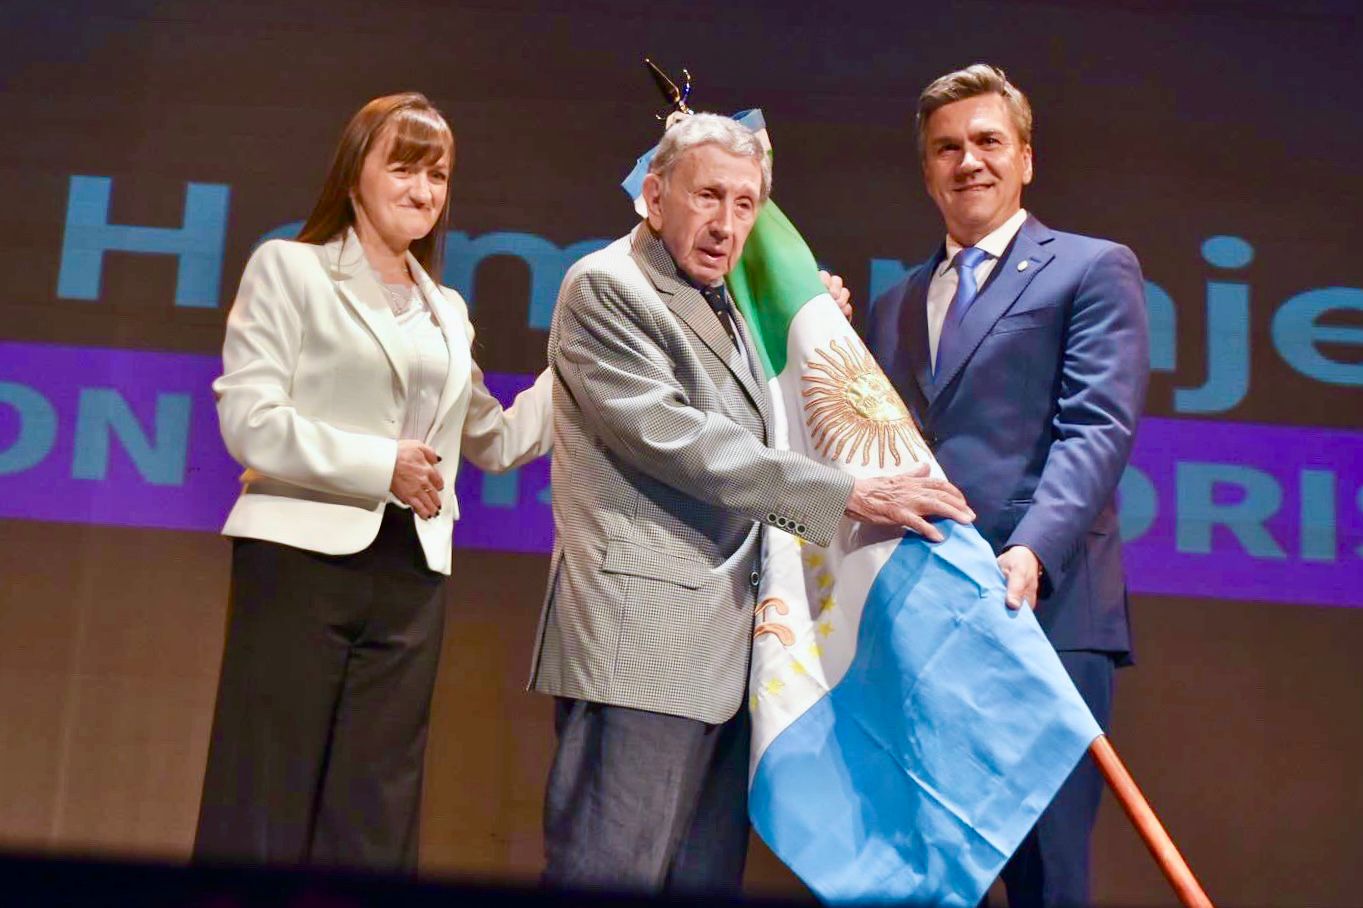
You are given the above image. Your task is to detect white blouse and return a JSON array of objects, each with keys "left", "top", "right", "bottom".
[
  {"left": 383, "top": 280, "right": 451, "bottom": 443},
  {"left": 380, "top": 278, "right": 454, "bottom": 511}
]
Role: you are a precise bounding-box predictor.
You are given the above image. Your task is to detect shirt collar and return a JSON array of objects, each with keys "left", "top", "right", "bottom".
[{"left": 938, "top": 208, "right": 1029, "bottom": 276}]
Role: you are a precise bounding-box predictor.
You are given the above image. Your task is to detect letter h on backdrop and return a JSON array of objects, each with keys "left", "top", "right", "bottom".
[{"left": 57, "top": 175, "right": 230, "bottom": 308}]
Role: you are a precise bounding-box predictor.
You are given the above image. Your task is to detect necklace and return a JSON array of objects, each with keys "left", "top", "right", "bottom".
[{"left": 380, "top": 280, "right": 417, "bottom": 316}]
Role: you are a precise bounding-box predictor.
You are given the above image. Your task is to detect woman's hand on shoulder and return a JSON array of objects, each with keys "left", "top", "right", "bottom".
[{"left": 390, "top": 440, "right": 444, "bottom": 519}]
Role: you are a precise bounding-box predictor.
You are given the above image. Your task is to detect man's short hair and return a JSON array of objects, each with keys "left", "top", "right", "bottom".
[
  {"left": 648, "top": 112, "right": 772, "bottom": 203},
  {"left": 916, "top": 64, "right": 1033, "bottom": 157}
]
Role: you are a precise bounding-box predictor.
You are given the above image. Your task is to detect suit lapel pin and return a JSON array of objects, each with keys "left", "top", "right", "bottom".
[{"left": 1017, "top": 260, "right": 1030, "bottom": 272}]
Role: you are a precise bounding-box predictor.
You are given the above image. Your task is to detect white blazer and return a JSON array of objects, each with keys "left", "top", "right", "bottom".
[{"left": 213, "top": 229, "right": 552, "bottom": 575}]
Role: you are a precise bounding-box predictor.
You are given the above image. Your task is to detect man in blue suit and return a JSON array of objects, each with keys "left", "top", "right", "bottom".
[{"left": 865, "top": 64, "right": 1150, "bottom": 907}]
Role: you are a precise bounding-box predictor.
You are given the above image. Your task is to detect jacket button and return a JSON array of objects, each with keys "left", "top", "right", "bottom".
[
  {"left": 750, "top": 570, "right": 761, "bottom": 588},
  {"left": 767, "top": 512, "right": 778, "bottom": 523},
  {"left": 795, "top": 523, "right": 807, "bottom": 535}
]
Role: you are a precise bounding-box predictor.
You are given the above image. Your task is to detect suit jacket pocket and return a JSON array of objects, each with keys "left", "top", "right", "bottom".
[
  {"left": 992, "top": 305, "right": 1061, "bottom": 334},
  {"left": 979, "top": 497, "right": 1031, "bottom": 549},
  {"left": 600, "top": 537, "right": 708, "bottom": 589}
]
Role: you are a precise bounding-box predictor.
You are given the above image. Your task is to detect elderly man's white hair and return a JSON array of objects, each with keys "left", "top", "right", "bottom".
[{"left": 647, "top": 112, "right": 772, "bottom": 203}]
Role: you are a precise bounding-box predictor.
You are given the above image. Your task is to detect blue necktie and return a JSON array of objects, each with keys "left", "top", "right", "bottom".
[{"left": 934, "top": 246, "right": 991, "bottom": 377}]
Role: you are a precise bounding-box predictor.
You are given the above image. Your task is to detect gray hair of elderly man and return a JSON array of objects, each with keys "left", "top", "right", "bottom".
[{"left": 647, "top": 112, "right": 773, "bottom": 203}]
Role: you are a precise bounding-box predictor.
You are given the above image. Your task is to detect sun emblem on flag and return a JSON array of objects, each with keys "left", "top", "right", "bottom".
[{"left": 802, "top": 336, "right": 926, "bottom": 467}]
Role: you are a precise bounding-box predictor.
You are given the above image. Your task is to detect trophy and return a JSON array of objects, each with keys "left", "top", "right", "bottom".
[{"left": 643, "top": 57, "right": 692, "bottom": 127}]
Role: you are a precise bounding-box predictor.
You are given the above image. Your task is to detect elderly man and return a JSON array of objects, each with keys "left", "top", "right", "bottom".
[
  {"left": 866, "top": 65, "right": 1150, "bottom": 907},
  {"left": 529, "top": 113, "right": 974, "bottom": 893}
]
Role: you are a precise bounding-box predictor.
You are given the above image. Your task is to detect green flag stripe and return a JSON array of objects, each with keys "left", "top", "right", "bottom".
[{"left": 727, "top": 200, "right": 828, "bottom": 379}]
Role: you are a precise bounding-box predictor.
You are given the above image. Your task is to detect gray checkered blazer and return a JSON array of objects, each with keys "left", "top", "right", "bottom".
[{"left": 527, "top": 224, "right": 855, "bottom": 724}]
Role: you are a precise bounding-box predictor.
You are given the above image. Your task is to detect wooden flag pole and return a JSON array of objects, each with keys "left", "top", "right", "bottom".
[{"left": 1090, "top": 735, "right": 1213, "bottom": 908}]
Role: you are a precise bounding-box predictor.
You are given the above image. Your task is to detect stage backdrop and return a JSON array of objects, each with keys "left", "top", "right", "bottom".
[{"left": 1, "top": 1, "right": 1360, "bottom": 905}]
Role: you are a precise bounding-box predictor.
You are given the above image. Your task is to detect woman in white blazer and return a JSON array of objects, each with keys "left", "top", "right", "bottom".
[{"left": 194, "top": 93, "right": 551, "bottom": 870}]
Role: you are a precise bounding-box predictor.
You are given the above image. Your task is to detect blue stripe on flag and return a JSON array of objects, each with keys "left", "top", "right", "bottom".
[
  {"left": 749, "top": 521, "right": 1101, "bottom": 906},
  {"left": 732, "top": 108, "right": 767, "bottom": 132},
  {"left": 621, "top": 148, "right": 654, "bottom": 202}
]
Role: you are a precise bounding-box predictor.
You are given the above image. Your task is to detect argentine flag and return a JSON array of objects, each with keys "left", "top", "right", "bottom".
[{"left": 625, "top": 111, "right": 1101, "bottom": 906}]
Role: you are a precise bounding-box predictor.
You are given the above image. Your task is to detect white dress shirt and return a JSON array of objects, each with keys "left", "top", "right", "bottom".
[{"left": 926, "top": 207, "right": 1029, "bottom": 368}]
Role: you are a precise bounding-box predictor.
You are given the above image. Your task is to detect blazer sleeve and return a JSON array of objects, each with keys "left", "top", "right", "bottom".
[
  {"left": 458, "top": 304, "right": 554, "bottom": 473},
  {"left": 1007, "top": 243, "right": 1150, "bottom": 592},
  {"left": 553, "top": 265, "right": 855, "bottom": 547},
  {"left": 212, "top": 241, "right": 398, "bottom": 501}
]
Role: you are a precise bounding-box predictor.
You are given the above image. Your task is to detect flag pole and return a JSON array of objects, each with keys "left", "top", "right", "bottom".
[{"left": 1089, "top": 736, "right": 1213, "bottom": 908}]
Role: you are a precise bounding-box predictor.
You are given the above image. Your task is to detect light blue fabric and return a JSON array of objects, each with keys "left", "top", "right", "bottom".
[{"left": 748, "top": 520, "right": 1101, "bottom": 906}]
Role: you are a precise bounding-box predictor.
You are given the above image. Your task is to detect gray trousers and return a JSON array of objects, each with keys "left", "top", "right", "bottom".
[
  {"left": 542, "top": 698, "right": 752, "bottom": 895},
  {"left": 194, "top": 505, "right": 445, "bottom": 870}
]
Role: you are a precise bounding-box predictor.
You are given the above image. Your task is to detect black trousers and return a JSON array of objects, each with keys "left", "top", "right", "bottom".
[
  {"left": 194, "top": 506, "right": 446, "bottom": 870},
  {"left": 541, "top": 698, "right": 752, "bottom": 895},
  {"left": 991, "top": 651, "right": 1117, "bottom": 908}
]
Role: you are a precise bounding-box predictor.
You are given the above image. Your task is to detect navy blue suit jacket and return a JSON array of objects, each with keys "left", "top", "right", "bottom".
[{"left": 866, "top": 216, "right": 1149, "bottom": 657}]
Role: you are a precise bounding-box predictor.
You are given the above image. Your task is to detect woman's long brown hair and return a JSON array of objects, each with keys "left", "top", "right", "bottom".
[{"left": 297, "top": 92, "right": 455, "bottom": 276}]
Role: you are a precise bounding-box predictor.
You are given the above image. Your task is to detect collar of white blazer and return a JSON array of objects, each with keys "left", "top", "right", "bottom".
[{"left": 321, "top": 227, "right": 455, "bottom": 402}]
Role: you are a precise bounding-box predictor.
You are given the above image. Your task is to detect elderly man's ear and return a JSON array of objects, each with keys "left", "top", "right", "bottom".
[
  {"left": 641, "top": 173, "right": 665, "bottom": 230},
  {"left": 820, "top": 270, "right": 853, "bottom": 320}
]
